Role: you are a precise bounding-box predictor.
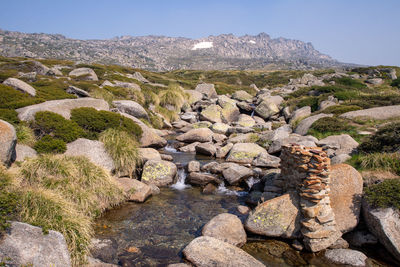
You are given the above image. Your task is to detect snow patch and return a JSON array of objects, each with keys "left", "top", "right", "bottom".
[
  {"left": 192, "top": 41, "right": 213, "bottom": 50},
  {"left": 249, "top": 40, "right": 256, "bottom": 44}
]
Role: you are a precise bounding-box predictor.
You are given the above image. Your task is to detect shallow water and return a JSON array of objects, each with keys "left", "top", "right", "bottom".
[{"left": 94, "top": 187, "right": 247, "bottom": 266}]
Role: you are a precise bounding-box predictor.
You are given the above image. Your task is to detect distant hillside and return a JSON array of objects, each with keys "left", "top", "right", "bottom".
[{"left": 0, "top": 30, "right": 348, "bottom": 71}]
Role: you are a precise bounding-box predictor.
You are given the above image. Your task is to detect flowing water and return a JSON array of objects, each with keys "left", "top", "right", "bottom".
[{"left": 94, "top": 143, "right": 392, "bottom": 266}]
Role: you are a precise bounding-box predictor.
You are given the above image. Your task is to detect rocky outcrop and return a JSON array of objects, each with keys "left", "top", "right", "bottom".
[
  {"left": 65, "top": 138, "right": 115, "bottom": 172},
  {"left": 317, "top": 134, "right": 358, "bottom": 156},
  {"left": 69, "top": 67, "right": 98, "bottom": 81},
  {"left": 183, "top": 236, "right": 264, "bottom": 267},
  {"left": 340, "top": 105, "right": 400, "bottom": 120},
  {"left": 363, "top": 200, "right": 400, "bottom": 262},
  {"left": 3, "top": 77, "right": 36, "bottom": 96},
  {"left": 255, "top": 100, "right": 279, "bottom": 119},
  {"left": 0, "top": 119, "right": 16, "bottom": 166},
  {"left": 176, "top": 128, "right": 213, "bottom": 143},
  {"left": 141, "top": 160, "right": 177, "bottom": 187},
  {"left": 330, "top": 164, "right": 363, "bottom": 233},
  {"left": 294, "top": 113, "right": 333, "bottom": 135},
  {"left": 117, "top": 178, "right": 152, "bottom": 202},
  {"left": 113, "top": 100, "right": 148, "bottom": 119},
  {"left": 245, "top": 192, "right": 301, "bottom": 238},
  {"left": 186, "top": 90, "right": 203, "bottom": 104},
  {"left": 16, "top": 98, "right": 109, "bottom": 121},
  {"left": 232, "top": 90, "right": 253, "bottom": 102},
  {"left": 202, "top": 213, "right": 247, "bottom": 247},
  {"left": 0, "top": 221, "right": 71, "bottom": 267}
]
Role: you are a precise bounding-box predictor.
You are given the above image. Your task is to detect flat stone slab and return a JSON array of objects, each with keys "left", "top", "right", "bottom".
[{"left": 340, "top": 105, "right": 400, "bottom": 120}]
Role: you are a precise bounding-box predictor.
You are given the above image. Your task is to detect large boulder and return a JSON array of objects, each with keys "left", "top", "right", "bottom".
[
  {"left": 186, "top": 90, "right": 203, "bottom": 104},
  {"left": 237, "top": 114, "right": 255, "bottom": 127},
  {"left": 255, "top": 100, "right": 280, "bottom": 119},
  {"left": 210, "top": 122, "right": 230, "bottom": 134},
  {"left": 0, "top": 119, "right": 16, "bottom": 166},
  {"left": 183, "top": 236, "right": 265, "bottom": 267},
  {"left": 176, "top": 128, "right": 213, "bottom": 143},
  {"left": 324, "top": 249, "right": 367, "bottom": 267},
  {"left": 69, "top": 67, "right": 98, "bottom": 81},
  {"left": 141, "top": 160, "right": 177, "bottom": 187},
  {"left": 0, "top": 221, "right": 71, "bottom": 267},
  {"left": 232, "top": 90, "right": 253, "bottom": 102},
  {"left": 200, "top": 104, "right": 222, "bottom": 123},
  {"left": 340, "top": 105, "right": 400, "bottom": 120},
  {"left": 216, "top": 143, "right": 234, "bottom": 158},
  {"left": 139, "top": 148, "right": 161, "bottom": 163},
  {"left": 3, "top": 77, "right": 36, "bottom": 96},
  {"left": 222, "top": 164, "right": 253, "bottom": 185},
  {"left": 363, "top": 201, "right": 400, "bottom": 262},
  {"left": 294, "top": 113, "right": 333, "bottom": 135},
  {"left": 202, "top": 213, "right": 247, "bottom": 247},
  {"left": 226, "top": 143, "right": 266, "bottom": 164},
  {"left": 15, "top": 144, "right": 37, "bottom": 162},
  {"left": 220, "top": 101, "right": 240, "bottom": 123},
  {"left": 195, "top": 83, "right": 217, "bottom": 98},
  {"left": 113, "top": 100, "right": 148, "bottom": 119},
  {"left": 65, "top": 138, "right": 115, "bottom": 172},
  {"left": 252, "top": 151, "right": 281, "bottom": 168},
  {"left": 113, "top": 81, "right": 141, "bottom": 91},
  {"left": 117, "top": 178, "right": 152, "bottom": 202},
  {"left": 121, "top": 113, "right": 167, "bottom": 148},
  {"left": 16, "top": 98, "right": 109, "bottom": 121},
  {"left": 195, "top": 143, "right": 216, "bottom": 156},
  {"left": 290, "top": 106, "right": 311, "bottom": 122},
  {"left": 245, "top": 193, "right": 301, "bottom": 239},
  {"left": 317, "top": 134, "right": 359, "bottom": 156},
  {"left": 330, "top": 164, "right": 363, "bottom": 233}
]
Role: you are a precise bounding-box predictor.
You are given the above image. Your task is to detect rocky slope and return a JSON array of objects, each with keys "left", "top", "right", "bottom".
[{"left": 0, "top": 29, "right": 344, "bottom": 71}]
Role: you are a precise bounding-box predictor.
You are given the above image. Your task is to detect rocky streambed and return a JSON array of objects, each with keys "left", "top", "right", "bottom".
[{"left": 93, "top": 146, "right": 392, "bottom": 267}]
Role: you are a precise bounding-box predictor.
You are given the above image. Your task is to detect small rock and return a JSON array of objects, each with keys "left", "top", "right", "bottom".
[
  {"left": 160, "top": 154, "right": 173, "bottom": 161},
  {"left": 117, "top": 178, "right": 152, "bottom": 202},
  {"left": 202, "top": 183, "right": 218, "bottom": 194},
  {"left": 141, "top": 160, "right": 177, "bottom": 187},
  {"left": 187, "top": 160, "right": 200, "bottom": 173},
  {"left": 195, "top": 143, "right": 216, "bottom": 156},
  {"left": 222, "top": 164, "right": 253, "bottom": 185},
  {"left": 187, "top": 172, "right": 221, "bottom": 186},
  {"left": 176, "top": 128, "right": 213, "bottom": 143},
  {"left": 329, "top": 237, "right": 349, "bottom": 249},
  {"left": 195, "top": 83, "right": 217, "bottom": 98},
  {"left": 292, "top": 240, "right": 304, "bottom": 251},
  {"left": 15, "top": 144, "right": 37, "bottom": 162},
  {"left": 66, "top": 85, "right": 90, "bottom": 97},
  {"left": 237, "top": 205, "right": 250, "bottom": 215}
]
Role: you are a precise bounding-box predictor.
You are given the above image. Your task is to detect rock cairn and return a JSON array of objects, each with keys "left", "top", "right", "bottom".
[{"left": 280, "top": 144, "right": 341, "bottom": 252}]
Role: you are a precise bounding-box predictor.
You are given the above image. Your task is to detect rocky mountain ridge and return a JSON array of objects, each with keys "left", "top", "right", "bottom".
[{"left": 0, "top": 29, "right": 345, "bottom": 71}]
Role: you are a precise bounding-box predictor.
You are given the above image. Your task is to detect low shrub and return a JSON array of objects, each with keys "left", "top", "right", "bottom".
[
  {"left": 391, "top": 78, "right": 400, "bottom": 88},
  {"left": 297, "top": 96, "right": 319, "bottom": 112},
  {"left": 0, "top": 84, "right": 43, "bottom": 109},
  {"left": 155, "top": 105, "right": 179, "bottom": 123},
  {"left": 70, "top": 108, "right": 142, "bottom": 140},
  {"left": 33, "top": 111, "right": 84, "bottom": 142},
  {"left": 365, "top": 179, "right": 400, "bottom": 210},
  {"left": 32, "top": 79, "right": 76, "bottom": 101},
  {"left": 0, "top": 108, "right": 20, "bottom": 124},
  {"left": 320, "top": 105, "right": 362, "bottom": 115},
  {"left": 333, "top": 77, "right": 367, "bottom": 89},
  {"left": 16, "top": 124, "right": 36, "bottom": 146},
  {"left": 148, "top": 112, "right": 164, "bottom": 129},
  {"left": 308, "top": 117, "right": 357, "bottom": 139},
  {"left": 358, "top": 122, "right": 400, "bottom": 153},
  {"left": 34, "top": 136, "right": 66, "bottom": 154},
  {"left": 100, "top": 129, "right": 141, "bottom": 177}
]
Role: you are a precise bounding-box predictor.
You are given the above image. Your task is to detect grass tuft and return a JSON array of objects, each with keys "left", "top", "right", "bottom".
[{"left": 99, "top": 128, "right": 141, "bottom": 177}]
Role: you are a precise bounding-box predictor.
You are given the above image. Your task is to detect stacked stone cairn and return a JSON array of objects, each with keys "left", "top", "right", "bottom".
[{"left": 280, "top": 144, "right": 341, "bottom": 252}]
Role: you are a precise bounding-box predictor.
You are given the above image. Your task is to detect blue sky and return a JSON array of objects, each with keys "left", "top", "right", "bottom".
[{"left": 0, "top": 0, "right": 399, "bottom": 66}]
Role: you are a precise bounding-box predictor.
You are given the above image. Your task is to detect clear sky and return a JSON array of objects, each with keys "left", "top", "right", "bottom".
[{"left": 0, "top": 0, "right": 399, "bottom": 66}]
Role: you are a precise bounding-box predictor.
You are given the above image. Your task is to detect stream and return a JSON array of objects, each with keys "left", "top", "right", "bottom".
[{"left": 94, "top": 142, "right": 392, "bottom": 266}]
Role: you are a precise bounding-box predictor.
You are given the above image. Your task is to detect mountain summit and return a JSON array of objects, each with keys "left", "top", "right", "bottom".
[{"left": 0, "top": 29, "right": 342, "bottom": 71}]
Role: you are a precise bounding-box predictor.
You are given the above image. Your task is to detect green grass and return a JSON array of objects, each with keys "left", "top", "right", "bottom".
[
  {"left": 348, "top": 153, "right": 400, "bottom": 176},
  {"left": 0, "top": 165, "right": 20, "bottom": 234},
  {"left": 365, "top": 179, "right": 400, "bottom": 210},
  {"left": 16, "top": 124, "right": 36, "bottom": 147},
  {"left": 100, "top": 128, "right": 141, "bottom": 177},
  {"left": 0, "top": 109, "right": 20, "bottom": 124},
  {"left": 307, "top": 117, "right": 360, "bottom": 140}
]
